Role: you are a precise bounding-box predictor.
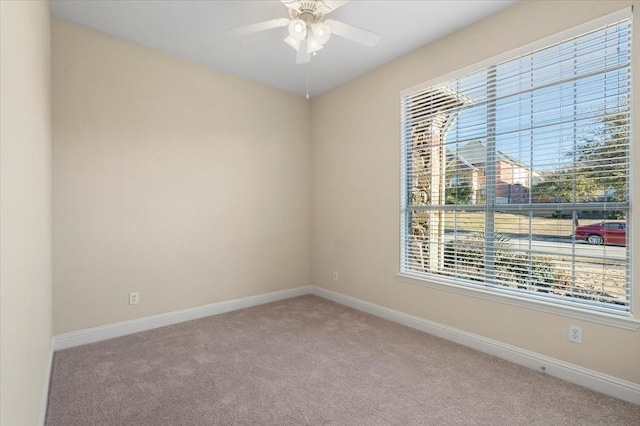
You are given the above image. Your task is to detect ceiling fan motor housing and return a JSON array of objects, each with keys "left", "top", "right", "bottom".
[{"left": 288, "top": 1, "right": 326, "bottom": 23}]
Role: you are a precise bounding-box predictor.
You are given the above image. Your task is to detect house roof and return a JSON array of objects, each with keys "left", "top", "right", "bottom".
[{"left": 454, "top": 140, "right": 534, "bottom": 171}]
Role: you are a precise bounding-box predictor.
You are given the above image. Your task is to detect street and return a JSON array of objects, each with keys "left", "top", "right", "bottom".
[
  {"left": 507, "top": 236, "right": 626, "bottom": 261},
  {"left": 442, "top": 232, "right": 626, "bottom": 261}
]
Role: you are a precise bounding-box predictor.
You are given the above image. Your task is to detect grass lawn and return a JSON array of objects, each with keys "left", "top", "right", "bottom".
[{"left": 436, "top": 211, "right": 599, "bottom": 237}]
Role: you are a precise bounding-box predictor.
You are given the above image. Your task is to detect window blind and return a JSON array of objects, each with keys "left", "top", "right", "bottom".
[{"left": 400, "top": 14, "right": 632, "bottom": 314}]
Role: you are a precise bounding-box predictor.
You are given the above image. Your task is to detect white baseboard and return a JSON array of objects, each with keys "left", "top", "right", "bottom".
[
  {"left": 311, "top": 286, "right": 640, "bottom": 406},
  {"left": 53, "top": 286, "right": 312, "bottom": 351},
  {"left": 49, "top": 284, "right": 639, "bottom": 406},
  {"left": 39, "top": 338, "right": 54, "bottom": 426}
]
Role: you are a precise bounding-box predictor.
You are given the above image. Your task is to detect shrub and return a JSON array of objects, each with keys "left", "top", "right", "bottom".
[
  {"left": 496, "top": 252, "right": 557, "bottom": 293},
  {"left": 443, "top": 234, "right": 559, "bottom": 292}
]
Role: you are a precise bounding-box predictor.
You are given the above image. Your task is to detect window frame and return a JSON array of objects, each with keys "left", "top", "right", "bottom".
[{"left": 397, "top": 7, "right": 640, "bottom": 330}]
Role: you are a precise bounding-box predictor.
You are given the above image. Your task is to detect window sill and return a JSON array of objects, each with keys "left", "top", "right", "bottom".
[{"left": 396, "top": 272, "right": 640, "bottom": 331}]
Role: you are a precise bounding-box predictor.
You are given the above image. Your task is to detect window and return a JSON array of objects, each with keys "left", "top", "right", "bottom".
[{"left": 400, "top": 12, "right": 632, "bottom": 315}]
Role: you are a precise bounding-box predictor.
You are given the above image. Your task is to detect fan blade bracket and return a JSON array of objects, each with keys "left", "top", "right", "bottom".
[
  {"left": 318, "top": 1, "right": 348, "bottom": 13},
  {"left": 281, "top": 1, "right": 301, "bottom": 11}
]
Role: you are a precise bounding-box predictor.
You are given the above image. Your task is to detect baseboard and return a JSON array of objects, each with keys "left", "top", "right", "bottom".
[
  {"left": 53, "top": 286, "right": 312, "bottom": 351},
  {"left": 39, "top": 338, "right": 54, "bottom": 426},
  {"left": 50, "top": 284, "right": 640, "bottom": 405},
  {"left": 311, "top": 286, "right": 640, "bottom": 406}
]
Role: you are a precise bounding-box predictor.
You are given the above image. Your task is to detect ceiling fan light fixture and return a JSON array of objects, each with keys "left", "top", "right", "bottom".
[
  {"left": 306, "top": 34, "right": 324, "bottom": 54},
  {"left": 284, "top": 35, "right": 301, "bottom": 51},
  {"left": 288, "top": 19, "right": 307, "bottom": 41},
  {"left": 312, "top": 22, "right": 332, "bottom": 44}
]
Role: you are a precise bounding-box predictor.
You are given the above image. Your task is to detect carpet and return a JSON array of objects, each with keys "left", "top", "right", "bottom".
[{"left": 46, "top": 295, "right": 640, "bottom": 425}]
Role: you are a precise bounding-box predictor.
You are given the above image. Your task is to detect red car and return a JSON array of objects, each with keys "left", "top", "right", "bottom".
[{"left": 574, "top": 221, "right": 626, "bottom": 245}]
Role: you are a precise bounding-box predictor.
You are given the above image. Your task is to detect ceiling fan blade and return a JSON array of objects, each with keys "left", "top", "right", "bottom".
[
  {"left": 296, "top": 40, "right": 311, "bottom": 64},
  {"left": 228, "top": 18, "right": 290, "bottom": 35},
  {"left": 325, "top": 19, "right": 381, "bottom": 47}
]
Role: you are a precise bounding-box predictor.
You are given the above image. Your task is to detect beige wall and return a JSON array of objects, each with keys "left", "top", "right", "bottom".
[
  {"left": 50, "top": 0, "right": 639, "bottom": 389},
  {"left": 311, "top": 0, "right": 640, "bottom": 384},
  {"left": 52, "top": 19, "right": 311, "bottom": 334},
  {"left": 0, "top": 1, "right": 53, "bottom": 424}
]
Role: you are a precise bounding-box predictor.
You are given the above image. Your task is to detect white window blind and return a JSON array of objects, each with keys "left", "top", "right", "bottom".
[{"left": 400, "top": 13, "right": 632, "bottom": 315}]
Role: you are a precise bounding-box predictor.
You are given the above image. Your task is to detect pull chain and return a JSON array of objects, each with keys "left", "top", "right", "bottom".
[{"left": 306, "top": 61, "right": 310, "bottom": 100}]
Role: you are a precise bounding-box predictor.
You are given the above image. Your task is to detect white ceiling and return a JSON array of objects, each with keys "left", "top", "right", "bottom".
[{"left": 51, "top": 0, "right": 517, "bottom": 98}]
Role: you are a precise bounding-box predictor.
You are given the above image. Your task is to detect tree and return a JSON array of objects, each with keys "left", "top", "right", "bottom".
[
  {"left": 570, "top": 111, "right": 629, "bottom": 202},
  {"left": 445, "top": 177, "right": 472, "bottom": 204},
  {"left": 533, "top": 109, "right": 629, "bottom": 203},
  {"left": 532, "top": 169, "right": 597, "bottom": 203}
]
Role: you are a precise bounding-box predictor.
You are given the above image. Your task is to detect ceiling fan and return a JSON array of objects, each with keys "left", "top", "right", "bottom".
[{"left": 229, "top": 0, "right": 381, "bottom": 64}]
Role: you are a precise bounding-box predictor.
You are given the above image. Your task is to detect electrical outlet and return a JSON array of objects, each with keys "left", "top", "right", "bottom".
[
  {"left": 332, "top": 272, "right": 338, "bottom": 281},
  {"left": 129, "top": 291, "right": 139, "bottom": 305},
  {"left": 568, "top": 325, "right": 582, "bottom": 344}
]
